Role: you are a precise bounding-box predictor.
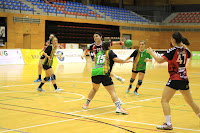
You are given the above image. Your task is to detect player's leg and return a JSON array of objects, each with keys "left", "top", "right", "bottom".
[
  {"left": 34, "top": 59, "right": 43, "bottom": 82},
  {"left": 37, "top": 67, "right": 49, "bottom": 92},
  {"left": 104, "top": 84, "right": 128, "bottom": 115},
  {"left": 157, "top": 86, "right": 176, "bottom": 130},
  {"left": 133, "top": 71, "right": 145, "bottom": 95},
  {"left": 111, "top": 73, "right": 125, "bottom": 84},
  {"left": 47, "top": 68, "right": 63, "bottom": 92},
  {"left": 179, "top": 89, "right": 200, "bottom": 118},
  {"left": 82, "top": 76, "right": 101, "bottom": 109},
  {"left": 126, "top": 71, "right": 137, "bottom": 93}
]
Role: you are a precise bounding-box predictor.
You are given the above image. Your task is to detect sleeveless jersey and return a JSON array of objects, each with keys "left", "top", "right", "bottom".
[
  {"left": 91, "top": 50, "right": 117, "bottom": 77},
  {"left": 130, "top": 49, "right": 152, "bottom": 71}
]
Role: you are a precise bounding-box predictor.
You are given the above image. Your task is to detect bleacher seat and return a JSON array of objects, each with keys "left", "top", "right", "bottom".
[{"left": 169, "top": 12, "right": 200, "bottom": 23}]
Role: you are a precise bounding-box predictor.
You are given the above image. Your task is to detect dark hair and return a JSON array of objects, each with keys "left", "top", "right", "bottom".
[
  {"left": 94, "top": 32, "right": 102, "bottom": 37},
  {"left": 182, "top": 37, "right": 190, "bottom": 46},
  {"left": 102, "top": 41, "right": 110, "bottom": 51},
  {"left": 172, "top": 32, "right": 183, "bottom": 44}
]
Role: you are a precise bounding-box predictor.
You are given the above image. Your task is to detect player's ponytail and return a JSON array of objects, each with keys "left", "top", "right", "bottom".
[
  {"left": 102, "top": 41, "right": 110, "bottom": 51},
  {"left": 182, "top": 37, "right": 190, "bottom": 46}
]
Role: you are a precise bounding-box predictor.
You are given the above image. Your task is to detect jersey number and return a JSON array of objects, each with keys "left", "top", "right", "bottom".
[
  {"left": 176, "top": 54, "right": 186, "bottom": 65},
  {"left": 97, "top": 55, "right": 105, "bottom": 64}
]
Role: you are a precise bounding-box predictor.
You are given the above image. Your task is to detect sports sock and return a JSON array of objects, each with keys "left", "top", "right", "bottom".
[
  {"left": 86, "top": 98, "right": 91, "bottom": 105},
  {"left": 53, "top": 84, "right": 58, "bottom": 90},
  {"left": 129, "top": 85, "right": 132, "bottom": 89},
  {"left": 135, "top": 87, "right": 139, "bottom": 92},
  {"left": 115, "top": 101, "right": 121, "bottom": 109},
  {"left": 165, "top": 115, "right": 172, "bottom": 126},
  {"left": 39, "top": 82, "right": 44, "bottom": 88},
  {"left": 197, "top": 113, "right": 200, "bottom": 118},
  {"left": 39, "top": 74, "right": 41, "bottom": 79}
]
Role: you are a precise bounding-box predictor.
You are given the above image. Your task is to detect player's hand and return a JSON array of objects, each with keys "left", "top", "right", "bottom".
[
  {"left": 48, "top": 56, "right": 51, "bottom": 60},
  {"left": 144, "top": 58, "right": 149, "bottom": 62},
  {"left": 81, "top": 55, "right": 85, "bottom": 59},
  {"left": 147, "top": 47, "right": 153, "bottom": 54},
  {"left": 125, "top": 60, "right": 132, "bottom": 63}
]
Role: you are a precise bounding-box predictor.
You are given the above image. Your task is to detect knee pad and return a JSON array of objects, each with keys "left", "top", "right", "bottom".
[
  {"left": 130, "top": 78, "right": 135, "bottom": 83},
  {"left": 44, "top": 77, "right": 50, "bottom": 81},
  {"left": 138, "top": 80, "right": 143, "bottom": 86},
  {"left": 51, "top": 74, "right": 56, "bottom": 80}
]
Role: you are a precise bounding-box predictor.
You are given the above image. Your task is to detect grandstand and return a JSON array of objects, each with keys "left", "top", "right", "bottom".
[{"left": 0, "top": 0, "right": 200, "bottom": 133}]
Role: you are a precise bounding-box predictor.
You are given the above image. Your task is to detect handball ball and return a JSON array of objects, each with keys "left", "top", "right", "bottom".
[{"left": 125, "top": 40, "right": 133, "bottom": 48}]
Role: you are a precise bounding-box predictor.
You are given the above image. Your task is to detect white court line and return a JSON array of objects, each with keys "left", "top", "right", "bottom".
[
  {"left": 67, "top": 94, "right": 181, "bottom": 114},
  {"left": 0, "top": 119, "right": 80, "bottom": 133}
]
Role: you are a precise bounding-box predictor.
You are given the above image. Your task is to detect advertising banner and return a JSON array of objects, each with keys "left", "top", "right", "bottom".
[
  {"left": 192, "top": 51, "right": 200, "bottom": 60},
  {"left": 0, "top": 49, "right": 24, "bottom": 65},
  {"left": 56, "top": 49, "right": 86, "bottom": 63},
  {"left": 112, "top": 49, "right": 135, "bottom": 60},
  {"left": 21, "top": 49, "right": 58, "bottom": 64}
]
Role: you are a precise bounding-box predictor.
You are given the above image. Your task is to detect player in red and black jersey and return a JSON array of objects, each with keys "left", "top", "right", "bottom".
[
  {"left": 81, "top": 32, "right": 125, "bottom": 83},
  {"left": 147, "top": 32, "right": 200, "bottom": 130},
  {"left": 34, "top": 34, "right": 54, "bottom": 82}
]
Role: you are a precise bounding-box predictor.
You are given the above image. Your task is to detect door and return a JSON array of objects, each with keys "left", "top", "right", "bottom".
[{"left": 23, "top": 34, "right": 31, "bottom": 49}]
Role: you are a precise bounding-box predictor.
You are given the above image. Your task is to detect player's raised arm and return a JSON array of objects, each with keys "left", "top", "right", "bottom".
[{"left": 147, "top": 47, "right": 166, "bottom": 64}]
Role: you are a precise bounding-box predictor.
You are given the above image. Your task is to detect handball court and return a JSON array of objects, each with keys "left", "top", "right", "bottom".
[{"left": 0, "top": 57, "right": 200, "bottom": 133}]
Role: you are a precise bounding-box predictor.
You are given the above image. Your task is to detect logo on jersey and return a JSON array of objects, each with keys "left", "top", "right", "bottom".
[{"left": 56, "top": 51, "right": 64, "bottom": 61}]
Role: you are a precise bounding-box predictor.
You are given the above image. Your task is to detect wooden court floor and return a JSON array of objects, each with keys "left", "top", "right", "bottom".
[{"left": 0, "top": 57, "right": 200, "bottom": 133}]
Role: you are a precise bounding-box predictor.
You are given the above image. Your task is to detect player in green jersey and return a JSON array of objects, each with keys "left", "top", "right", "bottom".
[
  {"left": 126, "top": 40, "right": 152, "bottom": 95},
  {"left": 82, "top": 42, "right": 132, "bottom": 115}
]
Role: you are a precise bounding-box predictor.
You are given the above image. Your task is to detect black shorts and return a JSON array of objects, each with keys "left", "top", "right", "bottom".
[
  {"left": 92, "top": 75, "right": 113, "bottom": 86},
  {"left": 132, "top": 70, "right": 146, "bottom": 74},
  {"left": 166, "top": 79, "right": 189, "bottom": 90},
  {"left": 40, "top": 55, "right": 45, "bottom": 59},
  {"left": 43, "top": 65, "right": 52, "bottom": 70}
]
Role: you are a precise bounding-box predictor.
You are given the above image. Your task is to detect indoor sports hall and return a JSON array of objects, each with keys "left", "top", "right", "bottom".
[{"left": 0, "top": 0, "right": 200, "bottom": 133}]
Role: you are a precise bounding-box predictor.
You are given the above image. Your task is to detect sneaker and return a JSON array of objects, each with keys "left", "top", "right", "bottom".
[
  {"left": 116, "top": 108, "right": 129, "bottom": 115},
  {"left": 134, "top": 90, "right": 139, "bottom": 96},
  {"left": 54, "top": 88, "right": 63, "bottom": 92},
  {"left": 116, "top": 76, "right": 125, "bottom": 84},
  {"left": 126, "top": 87, "right": 131, "bottom": 93},
  {"left": 157, "top": 123, "right": 173, "bottom": 130},
  {"left": 82, "top": 104, "right": 88, "bottom": 109},
  {"left": 48, "top": 77, "right": 51, "bottom": 82},
  {"left": 34, "top": 78, "right": 42, "bottom": 82},
  {"left": 37, "top": 87, "right": 45, "bottom": 92}
]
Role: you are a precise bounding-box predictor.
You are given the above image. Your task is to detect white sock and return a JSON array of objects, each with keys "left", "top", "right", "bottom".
[
  {"left": 112, "top": 73, "right": 118, "bottom": 79},
  {"left": 165, "top": 115, "right": 172, "bottom": 126},
  {"left": 198, "top": 113, "right": 200, "bottom": 118},
  {"left": 115, "top": 101, "right": 121, "bottom": 109}
]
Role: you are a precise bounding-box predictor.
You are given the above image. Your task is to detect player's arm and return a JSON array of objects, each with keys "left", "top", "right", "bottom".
[
  {"left": 81, "top": 49, "right": 88, "bottom": 59},
  {"left": 144, "top": 58, "right": 152, "bottom": 62},
  {"left": 113, "top": 57, "right": 132, "bottom": 63},
  {"left": 125, "top": 56, "right": 131, "bottom": 61},
  {"left": 147, "top": 47, "right": 166, "bottom": 64}
]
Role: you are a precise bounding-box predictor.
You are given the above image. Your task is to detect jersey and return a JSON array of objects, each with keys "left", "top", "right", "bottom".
[
  {"left": 91, "top": 50, "right": 117, "bottom": 77},
  {"left": 87, "top": 41, "right": 103, "bottom": 55},
  {"left": 162, "top": 46, "right": 191, "bottom": 80},
  {"left": 44, "top": 40, "right": 49, "bottom": 50},
  {"left": 130, "top": 49, "right": 152, "bottom": 71},
  {"left": 43, "top": 45, "right": 55, "bottom": 67}
]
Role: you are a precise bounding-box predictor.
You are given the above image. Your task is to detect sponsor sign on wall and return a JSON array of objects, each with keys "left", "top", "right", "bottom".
[
  {"left": 0, "top": 49, "right": 24, "bottom": 65},
  {"left": 56, "top": 49, "right": 86, "bottom": 63}
]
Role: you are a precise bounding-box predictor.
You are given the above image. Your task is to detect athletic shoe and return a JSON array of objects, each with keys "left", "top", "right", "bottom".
[
  {"left": 116, "top": 108, "right": 129, "bottom": 115},
  {"left": 134, "top": 90, "right": 139, "bottom": 96},
  {"left": 48, "top": 77, "right": 51, "bottom": 82},
  {"left": 126, "top": 87, "right": 131, "bottom": 93},
  {"left": 37, "top": 87, "right": 45, "bottom": 92},
  {"left": 82, "top": 104, "right": 88, "bottom": 109},
  {"left": 116, "top": 76, "right": 125, "bottom": 84},
  {"left": 54, "top": 88, "right": 63, "bottom": 92},
  {"left": 157, "top": 123, "right": 173, "bottom": 130},
  {"left": 34, "top": 78, "right": 42, "bottom": 82}
]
